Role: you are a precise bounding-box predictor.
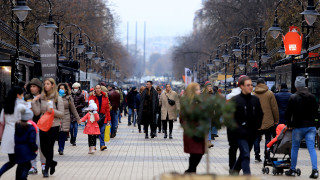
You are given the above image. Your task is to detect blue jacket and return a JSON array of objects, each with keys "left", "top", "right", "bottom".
[
  {"left": 14, "top": 123, "right": 38, "bottom": 163},
  {"left": 135, "top": 93, "right": 141, "bottom": 110},
  {"left": 275, "top": 89, "right": 292, "bottom": 124}
]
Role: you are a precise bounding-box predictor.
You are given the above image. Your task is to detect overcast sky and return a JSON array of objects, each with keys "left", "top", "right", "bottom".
[{"left": 108, "top": 0, "right": 202, "bottom": 41}]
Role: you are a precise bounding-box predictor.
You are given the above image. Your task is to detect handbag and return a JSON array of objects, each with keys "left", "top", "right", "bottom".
[
  {"left": 104, "top": 125, "right": 111, "bottom": 142},
  {"left": 37, "top": 109, "right": 55, "bottom": 132},
  {"left": 0, "top": 110, "right": 6, "bottom": 140},
  {"left": 97, "top": 112, "right": 106, "bottom": 127},
  {"left": 165, "top": 93, "right": 175, "bottom": 106}
]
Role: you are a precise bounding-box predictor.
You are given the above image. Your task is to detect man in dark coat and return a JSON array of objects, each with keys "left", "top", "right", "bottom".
[
  {"left": 108, "top": 85, "right": 120, "bottom": 138},
  {"left": 275, "top": 83, "right": 292, "bottom": 124},
  {"left": 231, "top": 76, "right": 263, "bottom": 175},
  {"left": 137, "top": 81, "right": 159, "bottom": 139}
]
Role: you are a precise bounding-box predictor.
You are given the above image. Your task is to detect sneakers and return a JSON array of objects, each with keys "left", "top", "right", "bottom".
[
  {"left": 285, "top": 169, "right": 296, "bottom": 176},
  {"left": 255, "top": 157, "right": 262, "bottom": 162},
  {"left": 310, "top": 169, "right": 319, "bottom": 179},
  {"left": 28, "top": 167, "right": 38, "bottom": 175},
  {"left": 100, "top": 146, "right": 107, "bottom": 151}
]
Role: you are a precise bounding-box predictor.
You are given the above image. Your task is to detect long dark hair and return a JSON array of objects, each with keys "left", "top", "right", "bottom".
[
  {"left": 57, "top": 83, "right": 70, "bottom": 95},
  {"left": 4, "top": 86, "right": 24, "bottom": 114}
]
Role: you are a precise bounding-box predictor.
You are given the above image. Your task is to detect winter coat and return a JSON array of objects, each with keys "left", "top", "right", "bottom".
[
  {"left": 159, "top": 90, "right": 180, "bottom": 120},
  {"left": 0, "top": 99, "right": 27, "bottom": 154},
  {"left": 275, "top": 89, "right": 292, "bottom": 124},
  {"left": 108, "top": 89, "right": 120, "bottom": 111},
  {"left": 135, "top": 93, "right": 141, "bottom": 112},
  {"left": 180, "top": 113, "right": 205, "bottom": 154},
  {"left": 24, "top": 95, "right": 41, "bottom": 124},
  {"left": 88, "top": 91, "right": 111, "bottom": 124},
  {"left": 24, "top": 78, "right": 42, "bottom": 123},
  {"left": 71, "top": 90, "right": 85, "bottom": 122},
  {"left": 231, "top": 92, "right": 264, "bottom": 140},
  {"left": 60, "top": 95, "right": 80, "bottom": 132},
  {"left": 137, "top": 87, "right": 159, "bottom": 125},
  {"left": 253, "top": 84, "right": 279, "bottom": 130},
  {"left": 226, "top": 87, "right": 241, "bottom": 101},
  {"left": 31, "top": 92, "right": 64, "bottom": 127},
  {"left": 126, "top": 91, "right": 138, "bottom": 109},
  {"left": 285, "top": 88, "right": 318, "bottom": 128},
  {"left": 81, "top": 112, "right": 100, "bottom": 135},
  {"left": 14, "top": 122, "right": 38, "bottom": 163}
]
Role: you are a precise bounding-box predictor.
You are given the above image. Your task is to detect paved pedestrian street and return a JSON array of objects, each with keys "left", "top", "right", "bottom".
[{"left": 0, "top": 117, "right": 319, "bottom": 180}]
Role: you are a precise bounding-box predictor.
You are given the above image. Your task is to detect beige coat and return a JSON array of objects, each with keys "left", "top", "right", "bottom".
[
  {"left": 31, "top": 93, "right": 64, "bottom": 127},
  {"left": 253, "top": 84, "right": 279, "bottom": 130},
  {"left": 159, "top": 90, "right": 180, "bottom": 120},
  {"left": 61, "top": 95, "right": 80, "bottom": 132}
]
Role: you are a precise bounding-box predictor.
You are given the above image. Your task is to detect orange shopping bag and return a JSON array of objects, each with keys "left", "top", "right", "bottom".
[{"left": 37, "top": 109, "right": 54, "bottom": 132}]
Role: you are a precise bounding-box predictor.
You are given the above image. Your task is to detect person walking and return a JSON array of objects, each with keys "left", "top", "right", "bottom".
[
  {"left": 285, "top": 76, "right": 319, "bottom": 178},
  {"left": 57, "top": 83, "right": 80, "bottom": 155},
  {"left": 14, "top": 109, "right": 38, "bottom": 180},
  {"left": 88, "top": 84, "right": 111, "bottom": 151},
  {"left": 231, "top": 76, "right": 263, "bottom": 175},
  {"left": 116, "top": 87, "right": 123, "bottom": 124},
  {"left": 126, "top": 87, "right": 138, "bottom": 126},
  {"left": 137, "top": 81, "right": 159, "bottom": 139},
  {"left": 136, "top": 86, "right": 144, "bottom": 133},
  {"left": 24, "top": 78, "right": 46, "bottom": 174},
  {"left": 31, "top": 78, "right": 64, "bottom": 177},
  {"left": 156, "top": 86, "right": 162, "bottom": 134},
  {"left": 180, "top": 82, "right": 204, "bottom": 173},
  {"left": 80, "top": 100, "right": 100, "bottom": 154},
  {"left": 0, "top": 87, "right": 27, "bottom": 177},
  {"left": 70, "top": 82, "right": 85, "bottom": 146},
  {"left": 159, "top": 84, "right": 180, "bottom": 139},
  {"left": 202, "top": 81, "right": 214, "bottom": 148},
  {"left": 253, "top": 78, "right": 279, "bottom": 162},
  {"left": 108, "top": 85, "right": 120, "bottom": 138},
  {"left": 275, "top": 83, "right": 292, "bottom": 125}
]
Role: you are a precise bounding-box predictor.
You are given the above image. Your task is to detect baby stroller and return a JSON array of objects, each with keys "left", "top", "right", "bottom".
[{"left": 261, "top": 125, "right": 301, "bottom": 176}]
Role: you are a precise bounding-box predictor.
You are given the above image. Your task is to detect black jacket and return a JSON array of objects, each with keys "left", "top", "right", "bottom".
[
  {"left": 15, "top": 123, "right": 38, "bottom": 163},
  {"left": 231, "top": 92, "right": 263, "bottom": 140},
  {"left": 127, "top": 91, "right": 138, "bottom": 109},
  {"left": 137, "top": 87, "right": 159, "bottom": 125},
  {"left": 275, "top": 89, "right": 292, "bottom": 124},
  {"left": 285, "top": 88, "right": 318, "bottom": 128}
]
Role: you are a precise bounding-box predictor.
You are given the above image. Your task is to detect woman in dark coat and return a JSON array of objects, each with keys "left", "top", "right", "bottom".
[{"left": 180, "top": 82, "right": 204, "bottom": 173}]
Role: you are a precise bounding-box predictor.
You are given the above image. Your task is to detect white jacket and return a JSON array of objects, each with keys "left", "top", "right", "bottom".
[
  {"left": 0, "top": 99, "right": 27, "bottom": 154},
  {"left": 226, "top": 87, "right": 241, "bottom": 100}
]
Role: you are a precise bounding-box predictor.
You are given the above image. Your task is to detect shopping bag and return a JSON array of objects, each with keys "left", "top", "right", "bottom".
[
  {"left": 104, "top": 125, "right": 111, "bottom": 142},
  {"left": 37, "top": 109, "right": 55, "bottom": 132}
]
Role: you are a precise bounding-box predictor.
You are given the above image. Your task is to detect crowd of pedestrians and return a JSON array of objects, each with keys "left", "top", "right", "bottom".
[{"left": 0, "top": 75, "right": 319, "bottom": 179}]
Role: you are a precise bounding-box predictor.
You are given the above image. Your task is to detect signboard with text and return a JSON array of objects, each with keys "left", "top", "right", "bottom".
[{"left": 39, "top": 26, "right": 57, "bottom": 80}]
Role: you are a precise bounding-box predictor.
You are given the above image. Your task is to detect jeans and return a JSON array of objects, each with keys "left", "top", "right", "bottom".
[
  {"left": 117, "top": 109, "right": 121, "bottom": 123},
  {"left": 254, "top": 128, "right": 272, "bottom": 158},
  {"left": 70, "top": 121, "right": 78, "bottom": 138},
  {"left": 128, "top": 108, "right": 134, "bottom": 124},
  {"left": 208, "top": 129, "right": 212, "bottom": 141},
  {"left": 16, "top": 162, "right": 31, "bottom": 180},
  {"left": 110, "top": 110, "right": 118, "bottom": 135},
  {"left": 133, "top": 111, "right": 137, "bottom": 126},
  {"left": 291, "top": 127, "right": 317, "bottom": 170},
  {"left": 99, "top": 124, "right": 106, "bottom": 147},
  {"left": 212, "top": 126, "right": 218, "bottom": 135},
  {"left": 0, "top": 154, "right": 16, "bottom": 176},
  {"left": 58, "top": 131, "right": 68, "bottom": 152},
  {"left": 233, "top": 138, "right": 254, "bottom": 175},
  {"left": 227, "top": 129, "right": 238, "bottom": 171}
]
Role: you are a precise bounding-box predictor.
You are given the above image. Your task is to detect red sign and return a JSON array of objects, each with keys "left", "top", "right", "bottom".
[
  {"left": 283, "top": 26, "right": 303, "bottom": 55},
  {"left": 309, "top": 52, "right": 319, "bottom": 57}
]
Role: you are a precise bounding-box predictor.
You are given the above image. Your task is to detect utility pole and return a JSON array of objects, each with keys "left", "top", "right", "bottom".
[
  {"left": 143, "top": 21, "right": 146, "bottom": 76},
  {"left": 127, "top": 21, "right": 129, "bottom": 52}
]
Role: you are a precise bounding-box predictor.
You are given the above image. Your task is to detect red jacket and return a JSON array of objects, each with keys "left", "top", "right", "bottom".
[
  {"left": 88, "top": 91, "right": 111, "bottom": 123},
  {"left": 81, "top": 112, "right": 100, "bottom": 135}
]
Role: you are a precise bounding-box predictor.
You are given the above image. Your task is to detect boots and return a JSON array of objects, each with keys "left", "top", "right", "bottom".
[
  {"left": 169, "top": 130, "right": 173, "bottom": 139},
  {"left": 70, "top": 136, "right": 74, "bottom": 145},
  {"left": 72, "top": 137, "right": 76, "bottom": 146},
  {"left": 164, "top": 131, "right": 168, "bottom": 139}
]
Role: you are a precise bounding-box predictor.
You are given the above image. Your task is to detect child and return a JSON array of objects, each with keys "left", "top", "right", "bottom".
[
  {"left": 80, "top": 100, "right": 100, "bottom": 154},
  {"left": 15, "top": 108, "right": 38, "bottom": 179}
]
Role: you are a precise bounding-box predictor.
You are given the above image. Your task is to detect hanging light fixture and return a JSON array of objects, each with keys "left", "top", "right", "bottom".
[
  {"left": 12, "top": 0, "right": 31, "bottom": 22},
  {"left": 232, "top": 42, "right": 242, "bottom": 58},
  {"left": 300, "top": 0, "right": 320, "bottom": 26}
]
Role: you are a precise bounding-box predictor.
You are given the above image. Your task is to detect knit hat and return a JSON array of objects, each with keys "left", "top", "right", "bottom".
[
  {"left": 21, "top": 108, "right": 34, "bottom": 121},
  {"left": 238, "top": 75, "right": 247, "bottom": 87},
  {"left": 88, "top": 100, "right": 98, "bottom": 111},
  {"left": 204, "top": 81, "right": 212, "bottom": 88},
  {"left": 295, "top": 76, "right": 306, "bottom": 88},
  {"left": 72, "top": 82, "right": 81, "bottom": 88},
  {"left": 132, "top": 87, "right": 137, "bottom": 91}
]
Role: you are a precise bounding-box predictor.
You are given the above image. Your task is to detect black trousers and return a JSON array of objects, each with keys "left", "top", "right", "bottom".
[
  {"left": 88, "top": 135, "right": 96, "bottom": 147},
  {"left": 157, "top": 113, "right": 162, "bottom": 131},
  {"left": 0, "top": 154, "right": 16, "bottom": 176},
  {"left": 163, "top": 120, "right": 173, "bottom": 133},
  {"left": 16, "top": 162, "right": 31, "bottom": 180},
  {"left": 40, "top": 126, "right": 59, "bottom": 171},
  {"left": 227, "top": 128, "right": 238, "bottom": 171},
  {"left": 186, "top": 153, "right": 204, "bottom": 173},
  {"left": 144, "top": 121, "right": 155, "bottom": 135}
]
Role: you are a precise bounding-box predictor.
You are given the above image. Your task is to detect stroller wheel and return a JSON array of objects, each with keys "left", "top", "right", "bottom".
[
  {"left": 262, "top": 168, "right": 265, "bottom": 174},
  {"left": 296, "top": 168, "right": 301, "bottom": 176},
  {"left": 265, "top": 167, "right": 270, "bottom": 174},
  {"left": 280, "top": 169, "right": 284, "bottom": 175},
  {"left": 272, "top": 168, "right": 277, "bottom": 175}
]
